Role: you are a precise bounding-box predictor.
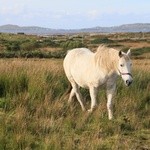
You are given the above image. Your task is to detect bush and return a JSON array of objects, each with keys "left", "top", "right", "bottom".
[
  {"left": 61, "top": 40, "right": 84, "bottom": 50},
  {"left": 6, "top": 41, "right": 20, "bottom": 51},
  {"left": 91, "top": 37, "right": 114, "bottom": 44},
  {"left": 21, "top": 41, "right": 40, "bottom": 51},
  {"left": 41, "top": 39, "right": 59, "bottom": 47},
  {"left": 132, "top": 47, "right": 150, "bottom": 56},
  {"left": 0, "top": 50, "right": 66, "bottom": 59}
]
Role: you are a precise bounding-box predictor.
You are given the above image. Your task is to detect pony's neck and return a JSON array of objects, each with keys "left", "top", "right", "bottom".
[
  {"left": 95, "top": 46, "right": 119, "bottom": 75},
  {"left": 109, "top": 49, "right": 120, "bottom": 74}
]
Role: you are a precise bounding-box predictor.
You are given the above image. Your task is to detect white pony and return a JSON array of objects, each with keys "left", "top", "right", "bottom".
[{"left": 63, "top": 45, "right": 133, "bottom": 120}]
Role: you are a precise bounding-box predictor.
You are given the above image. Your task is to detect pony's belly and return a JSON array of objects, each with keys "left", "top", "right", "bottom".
[
  {"left": 73, "top": 76, "right": 89, "bottom": 88},
  {"left": 72, "top": 74, "right": 107, "bottom": 88}
]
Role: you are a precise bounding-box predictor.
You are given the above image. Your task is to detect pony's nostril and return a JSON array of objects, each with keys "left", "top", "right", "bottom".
[{"left": 126, "top": 80, "right": 132, "bottom": 86}]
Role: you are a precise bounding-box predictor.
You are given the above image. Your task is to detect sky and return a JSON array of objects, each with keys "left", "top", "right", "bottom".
[{"left": 0, "top": 0, "right": 150, "bottom": 29}]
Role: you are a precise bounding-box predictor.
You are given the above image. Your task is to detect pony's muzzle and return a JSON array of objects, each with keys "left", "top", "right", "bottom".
[{"left": 126, "top": 80, "right": 132, "bottom": 86}]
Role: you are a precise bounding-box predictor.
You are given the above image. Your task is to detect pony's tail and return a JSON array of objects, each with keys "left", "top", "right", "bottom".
[
  {"left": 65, "top": 83, "right": 72, "bottom": 95},
  {"left": 60, "top": 83, "right": 72, "bottom": 100}
]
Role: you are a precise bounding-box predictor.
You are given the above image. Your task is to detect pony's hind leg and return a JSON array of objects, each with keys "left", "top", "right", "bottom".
[
  {"left": 68, "top": 89, "right": 75, "bottom": 104},
  {"left": 70, "top": 82, "right": 86, "bottom": 111}
]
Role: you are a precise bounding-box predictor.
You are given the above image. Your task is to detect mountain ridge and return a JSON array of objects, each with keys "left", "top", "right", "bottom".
[{"left": 0, "top": 23, "right": 150, "bottom": 35}]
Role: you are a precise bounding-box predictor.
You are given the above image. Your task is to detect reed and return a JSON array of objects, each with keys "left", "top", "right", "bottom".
[{"left": 0, "top": 58, "right": 149, "bottom": 149}]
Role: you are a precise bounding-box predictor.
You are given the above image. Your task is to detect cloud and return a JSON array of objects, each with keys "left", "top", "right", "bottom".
[
  {"left": 0, "top": 4, "right": 24, "bottom": 15},
  {"left": 0, "top": 0, "right": 149, "bottom": 29},
  {"left": 87, "top": 10, "right": 100, "bottom": 19}
]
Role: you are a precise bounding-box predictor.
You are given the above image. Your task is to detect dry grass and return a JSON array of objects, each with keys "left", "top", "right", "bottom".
[
  {"left": 0, "top": 56, "right": 149, "bottom": 149},
  {"left": 0, "top": 58, "right": 63, "bottom": 75},
  {"left": 41, "top": 47, "right": 62, "bottom": 52},
  {"left": 120, "top": 41, "right": 150, "bottom": 49},
  {"left": 133, "top": 59, "right": 150, "bottom": 71},
  {"left": 0, "top": 31, "right": 150, "bottom": 149}
]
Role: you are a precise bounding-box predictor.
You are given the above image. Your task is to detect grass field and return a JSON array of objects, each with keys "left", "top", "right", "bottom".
[{"left": 0, "top": 33, "right": 150, "bottom": 150}]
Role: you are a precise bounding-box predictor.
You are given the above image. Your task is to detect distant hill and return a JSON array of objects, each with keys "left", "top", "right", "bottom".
[{"left": 0, "top": 23, "right": 150, "bottom": 35}]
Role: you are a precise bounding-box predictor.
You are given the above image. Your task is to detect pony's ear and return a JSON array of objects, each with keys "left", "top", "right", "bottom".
[
  {"left": 119, "top": 51, "right": 123, "bottom": 57},
  {"left": 127, "top": 49, "right": 131, "bottom": 57}
]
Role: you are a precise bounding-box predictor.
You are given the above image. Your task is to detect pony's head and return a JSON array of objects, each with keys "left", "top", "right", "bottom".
[{"left": 117, "top": 49, "right": 133, "bottom": 86}]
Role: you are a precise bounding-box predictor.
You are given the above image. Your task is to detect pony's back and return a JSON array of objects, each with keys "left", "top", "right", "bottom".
[
  {"left": 64, "top": 48, "right": 93, "bottom": 70},
  {"left": 63, "top": 48, "right": 95, "bottom": 88}
]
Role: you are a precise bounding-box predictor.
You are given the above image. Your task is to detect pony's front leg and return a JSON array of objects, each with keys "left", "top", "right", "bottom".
[
  {"left": 88, "top": 87, "right": 98, "bottom": 112},
  {"left": 106, "top": 82, "right": 116, "bottom": 120}
]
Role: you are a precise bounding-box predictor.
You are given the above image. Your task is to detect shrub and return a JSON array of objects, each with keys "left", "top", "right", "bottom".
[
  {"left": 21, "top": 41, "right": 40, "bottom": 51},
  {"left": 61, "top": 40, "right": 85, "bottom": 50},
  {"left": 132, "top": 47, "right": 150, "bottom": 56},
  {"left": 41, "top": 39, "right": 59, "bottom": 47},
  {"left": 6, "top": 41, "right": 20, "bottom": 51},
  {"left": 91, "top": 37, "right": 114, "bottom": 44}
]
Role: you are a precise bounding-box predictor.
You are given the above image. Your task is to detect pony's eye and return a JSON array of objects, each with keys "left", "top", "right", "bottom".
[{"left": 120, "top": 64, "right": 124, "bottom": 67}]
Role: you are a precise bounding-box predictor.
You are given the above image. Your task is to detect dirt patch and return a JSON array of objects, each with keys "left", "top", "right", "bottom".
[
  {"left": 40, "top": 47, "right": 62, "bottom": 52},
  {"left": 119, "top": 41, "right": 150, "bottom": 49}
]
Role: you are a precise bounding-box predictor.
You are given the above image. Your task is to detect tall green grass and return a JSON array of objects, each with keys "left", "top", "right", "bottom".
[
  {"left": 0, "top": 60, "right": 149, "bottom": 149},
  {"left": 132, "top": 47, "right": 150, "bottom": 57}
]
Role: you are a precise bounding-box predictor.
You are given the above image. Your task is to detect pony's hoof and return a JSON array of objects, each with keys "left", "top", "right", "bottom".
[
  {"left": 87, "top": 109, "right": 93, "bottom": 113},
  {"left": 108, "top": 116, "right": 113, "bottom": 120},
  {"left": 88, "top": 106, "right": 97, "bottom": 113},
  {"left": 82, "top": 108, "right": 86, "bottom": 112}
]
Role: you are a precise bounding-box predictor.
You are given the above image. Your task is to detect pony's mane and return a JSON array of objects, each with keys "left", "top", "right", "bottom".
[{"left": 94, "top": 45, "right": 119, "bottom": 73}]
